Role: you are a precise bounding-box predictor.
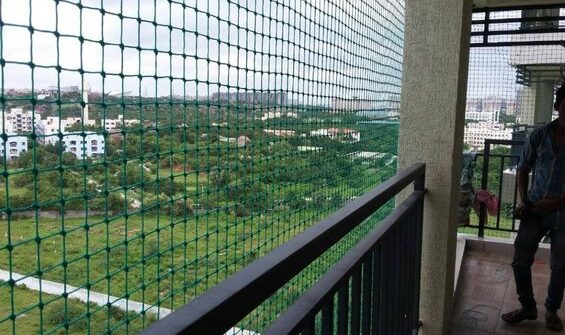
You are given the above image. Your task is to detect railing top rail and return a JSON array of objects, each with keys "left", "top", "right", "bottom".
[
  {"left": 264, "top": 191, "right": 424, "bottom": 335},
  {"left": 484, "top": 139, "right": 525, "bottom": 146},
  {"left": 476, "top": 153, "right": 519, "bottom": 159},
  {"left": 141, "top": 163, "right": 425, "bottom": 335},
  {"left": 473, "top": 3, "right": 565, "bottom": 12}
]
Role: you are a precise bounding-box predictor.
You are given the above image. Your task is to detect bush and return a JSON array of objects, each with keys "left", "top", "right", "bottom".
[
  {"left": 161, "top": 180, "right": 186, "bottom": 197},
  {"left": 172, "top": 198, "right": 194, "bottom": 216},
  {"left": 9, "top": 190, "right": 34, "bottom": 209},
  {"left": 45, "top": 299, "right": 88, "bottom": 332},
  {"left": 235, "top": 204, "right": 250, "bottom": 217},
  {"left": 12, "top": 173, "right": 34, "bottom": 187},
  {"left": 209, "top": 167, "right": 229, "bottom": 187}
]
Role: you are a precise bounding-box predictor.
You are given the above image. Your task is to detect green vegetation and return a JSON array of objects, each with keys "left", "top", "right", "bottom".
[
  {"left": 0, "top": 97, "right": 400, "bottom": 333},
  {"left": 0, "top": 284, "right": 155, "bottom": 334}
]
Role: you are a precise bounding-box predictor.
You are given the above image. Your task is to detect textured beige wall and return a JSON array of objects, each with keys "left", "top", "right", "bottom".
[{"left": 398, "top": 0, "right": 473, "bottom": 334}]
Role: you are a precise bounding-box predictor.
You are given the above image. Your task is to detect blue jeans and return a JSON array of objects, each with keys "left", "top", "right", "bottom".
[{"left": 512, "top": 213, "right": 565, "bottom": 312}]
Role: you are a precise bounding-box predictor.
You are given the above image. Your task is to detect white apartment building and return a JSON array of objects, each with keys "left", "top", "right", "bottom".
[
  {"left": 4, "top": 108, "right": 41, "bottom": 133},
  {"left": 103, "top": 116, "right": 140, "bottom": 131},
  {"left": 60, "top": 132, "right": 105, "bottom": 158},
  {"left": 310, "top": 128, "right": 361, "bottom": 142},
  {"left": 465, "top": 110, "right": 499, "bottom": 124},
  {"left": 42, "top": 116, "right": 75, "bottom": 134},
  {"left": 0, "top": 134, "right": 28, "bottom": 160},
  {"left": 464, "top": 122, "right": 512, "bottom": 150},
  {"left": 0, "top": 114, "right": 14, "bottom": 133},
  {"left": 263, "top": 129, "right": 296, "bottom": 137}
]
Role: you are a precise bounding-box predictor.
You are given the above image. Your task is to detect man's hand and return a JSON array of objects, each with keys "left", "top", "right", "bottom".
[
  {"left": 531, "top": 198, "right": 564, "bottom": 214},
  {"left": 514, "top": 204, "right": 527, "bottom": 219}
]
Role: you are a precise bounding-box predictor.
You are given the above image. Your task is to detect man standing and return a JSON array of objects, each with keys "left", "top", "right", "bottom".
[{"left": 502, "top": 84, "right": 565, "bottom": 331}]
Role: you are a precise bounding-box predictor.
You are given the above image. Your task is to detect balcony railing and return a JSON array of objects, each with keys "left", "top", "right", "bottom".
[
  {"left": 462, "top": 139, "right": 525, "bottom": 237},
  {"left": 142, "top": 163, "right": 425, "bottom": 335}
]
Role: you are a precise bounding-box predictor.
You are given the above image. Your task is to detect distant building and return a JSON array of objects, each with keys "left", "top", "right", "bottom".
[
  {"left": 464, "top": 122, "right": 512, "bottom": 150},
  {"left": 103, "top": 116, "right": 140, "bottom": 131},
  {"left": 47, "top": 85, "right": 80, "bottom": 96},
  {"left": 465, "top": 110, "right": 499, "bottom": 123},
  {"left": 263, "top": 129, "right": 296, "bottom": 137},
  {"left": 466, "top": 97, "right": 518, "bottom": 120},
  {"left": 60, "top": 132, "right": 105, "bottom": 158},
  {"left": 42, "top": 116, "right": 64, "bottom": 135},
  {"left": 3, "top": 108, "right": 42, "bottom": 133},
  {"left": 45, "top": 81, "right": 95, "bottom": 128},
  {"left": 212, "top": 91, "right": 288, "bottom": 105},
  {"left": 310, "top": 128, "right": 361, "bottom": 142},
  {"left": 331, "top": 97, "right": 373, "bottom": 112},
  {"left": 0, "top": 134, "right": 28, "bottom": 160},
  {"left": 258, "top": 108, "right": 298, "bottom": 120}
]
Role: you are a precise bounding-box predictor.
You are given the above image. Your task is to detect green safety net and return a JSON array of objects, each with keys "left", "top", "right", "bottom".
[{"left": 0, "top": 0, "right": 404, "bottom": 333}]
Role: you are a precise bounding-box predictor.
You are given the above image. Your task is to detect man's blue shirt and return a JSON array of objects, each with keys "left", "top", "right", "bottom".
[{"left": 518, "top": 119, "right": 565, "bottom": 229}]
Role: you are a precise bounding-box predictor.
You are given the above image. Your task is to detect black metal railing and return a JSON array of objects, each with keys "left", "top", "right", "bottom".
[
  {"left": 466, "top": 139, "right": 525, "bottom": 237},
  {"left": 471, "top": 4, "right": 565, "bottom": 47},
  {"left": 141, "top": 164, "right": 425, "bottom": 335}
]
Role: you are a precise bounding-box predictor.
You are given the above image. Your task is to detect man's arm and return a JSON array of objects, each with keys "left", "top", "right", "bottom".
[
  {"left": 515, "top": 127, "right": 541, "bottom": 217},
  {"left": 516, "top": 168, "right": 530, "bottom": 206},
  {"left": 514, "top": 168, "right": 530, "bottom": 218}
]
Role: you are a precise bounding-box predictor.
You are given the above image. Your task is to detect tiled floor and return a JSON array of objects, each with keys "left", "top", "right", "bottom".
[{"left": 450, "top": 248, "right": 565, "bottom": 334}]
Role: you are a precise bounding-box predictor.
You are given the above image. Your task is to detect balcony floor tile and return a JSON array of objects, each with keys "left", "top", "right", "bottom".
[{"left": 450, "top": 249, "right": 564, "bottom": 335}]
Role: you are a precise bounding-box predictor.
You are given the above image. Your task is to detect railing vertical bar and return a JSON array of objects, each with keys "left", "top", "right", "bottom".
[
  {"left": 414, "top": 172, "right": 425, "bottom": 331},
  {"left": 361, "top": 255, "right": 372, "bottom": 335},
  {"left": 413, "top": 199, "right": 424, "bottom": 331},
  {"left": 351, "top": 267, "right": 362, "bottom": 335},
  {"left": 383, "top": 237, "right": 392, "bottom": 334},
  {"left": 512, "top": 163, "right": 519, "bottom": 231},
  {"left": 479, "top": 141, "right": 491, "bottom": 237},
  {"left": 338, "top": 281, "right": 349, "bottom": 335},
  {"left": 399, "top": 218, "right": 409, "bottom": 335},
  {"left": 300, "top": 318, "right": 316, "bottom": 335},
  {"left": 321, "top": 298, "right": 333, "bottom": 335},
  {"left": 496, "top": 155, "right": 504, "bottom": 229},
  {"left": 371, "top": 246, "right": 382, "bottom": 335},
  {"left": 405, "top": 210, "right": 415, "bottom": 332},
  {"left": 393, "top": 222, "right": 402, "bottom": 334},
  {"left": 484, "top": 8, "right": 490, "bottom": 45}
]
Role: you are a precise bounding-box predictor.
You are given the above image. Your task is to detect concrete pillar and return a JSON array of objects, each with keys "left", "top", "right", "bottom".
[
  {"left": 397, "top": 0, "right": 472, "bottom": 334},
  {"left": 534, "top": 80, "right": 555, "bottom": 124},
  {"left": 517, "top": 85, "right": 536, "bottom": 125}
]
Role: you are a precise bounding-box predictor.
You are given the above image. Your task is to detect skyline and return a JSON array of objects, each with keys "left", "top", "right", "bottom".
[{"left": 0, "top": 0, "right": 405, "bottom": 105}]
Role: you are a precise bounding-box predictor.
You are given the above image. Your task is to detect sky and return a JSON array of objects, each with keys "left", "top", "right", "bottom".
[{"left": 0, "top": 0, "right": 405, "bottom": 104}]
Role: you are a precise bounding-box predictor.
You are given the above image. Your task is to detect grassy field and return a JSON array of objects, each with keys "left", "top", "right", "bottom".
[
  {"left": 0, "top": 284, "right": 156, "bottom": 334},
  {"left": 0, "top": 163, "right": 395, "bottom": 333},
  {"left": 0, "top": 210, "right": 321, "bottom": 298},
  {"left": 0, "top": 203, "right": 342, "bottom": 331}
]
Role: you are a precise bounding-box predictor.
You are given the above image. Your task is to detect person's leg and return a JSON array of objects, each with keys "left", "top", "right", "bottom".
[
  {"left": 502, "top": 213, "right": 547, "bottom": 324},
  {"left": 512, "top": 213, "right": 547, "bottom": 311},
  {"left": 544, "top": 229, "right": 565, "bottom": 330},
  {"left": 546, "top": 229, "right": 565, "bottom": 311}
]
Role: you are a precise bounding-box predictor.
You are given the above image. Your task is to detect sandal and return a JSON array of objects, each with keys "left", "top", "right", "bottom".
[{"left": 501, "top": 308, "right": 537, "bottom": 324}]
